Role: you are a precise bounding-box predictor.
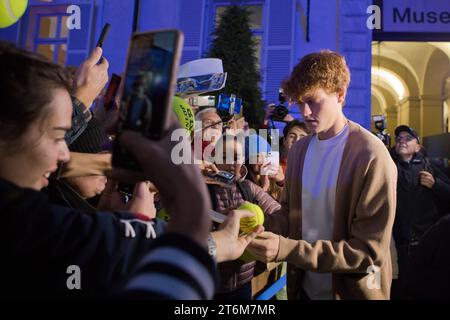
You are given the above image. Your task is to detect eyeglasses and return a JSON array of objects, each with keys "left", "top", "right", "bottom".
[{"left": 395, "top": 135, "right": 415, "bottom": 142}]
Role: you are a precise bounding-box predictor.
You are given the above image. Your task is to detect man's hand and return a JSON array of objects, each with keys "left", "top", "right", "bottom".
[
  {"left": 419, "top": 171, "right": 435, "bottom": 189},
  {"left": 74, "top": 47, "right": 109, "bottom": 108},
  {"left": 282, "top": 113, "right": 294, "bottom": 123},
  {"left": 246, "top": 231, "right": 280, "bottom": 263},
  {"left": 212, "top": 210, "right": 264, "bottom": 262},
  {"left": 263, "top": 104, "right": 276, "bottom": 126}
]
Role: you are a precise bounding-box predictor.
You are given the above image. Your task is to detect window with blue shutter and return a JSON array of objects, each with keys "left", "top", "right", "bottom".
[
  {"left": 179, "top": 0, "right": 204, "bottom": 63},
  {"left": 24, "top": 1, "right": 93, "bottom": 67},
  {"left": 267, "top": 0, "right": 292, "bottom": 46},
  {"left": 264, "top": 0, "right": 294, "bottom": 104}
]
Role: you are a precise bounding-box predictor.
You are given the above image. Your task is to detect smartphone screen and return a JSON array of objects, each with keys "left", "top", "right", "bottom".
[
  {"left": 120, "top": 30, "right": 182, "bottom": 137},
  {"left": 217, "top": 94, "right": 242, "bottom": 115},
  {"left": 113, "top": 30, "right": 183, "bottom": 171}
]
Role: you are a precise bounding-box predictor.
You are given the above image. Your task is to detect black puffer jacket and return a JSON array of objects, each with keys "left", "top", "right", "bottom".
[{"left": 392, "top": 151, "right": 450, "bottom": 246}]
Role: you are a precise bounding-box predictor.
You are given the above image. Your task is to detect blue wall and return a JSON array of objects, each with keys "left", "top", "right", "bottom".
[
  {"left": 99, "top": 0, "right": 135, "bottom": 75},
  {"left": 338, "top": 0, "right": 372, "bottom": 129},
  {"left": 0, "top": 0, "right": 372, "bottom": 129}
]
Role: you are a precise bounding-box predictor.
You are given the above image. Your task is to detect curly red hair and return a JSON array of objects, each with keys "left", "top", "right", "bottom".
[{"left": 282, "top": 50, "right": 350, "bottom": 103}]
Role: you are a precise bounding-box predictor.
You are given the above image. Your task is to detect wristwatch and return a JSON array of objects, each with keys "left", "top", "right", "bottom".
[{"left": 207, "top": 233, "right": 217, "bottom": 263}]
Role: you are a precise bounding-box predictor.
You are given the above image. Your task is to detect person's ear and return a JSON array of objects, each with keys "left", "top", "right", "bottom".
[
  {"left": 414, "top": 144, "right": 421, "bottom": 153},
  {"left": 337, "top": 91, "right": 346, "bottom": 104}
]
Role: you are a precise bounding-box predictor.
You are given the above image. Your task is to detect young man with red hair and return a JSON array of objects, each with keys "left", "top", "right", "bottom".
[{"left": 248, "top": 51, "right": 397, "bottom": 300}]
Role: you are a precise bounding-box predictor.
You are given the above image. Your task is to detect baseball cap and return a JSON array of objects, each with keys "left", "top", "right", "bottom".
[{"left": 395, "top": 125, "right": 420, "bottom": 143}]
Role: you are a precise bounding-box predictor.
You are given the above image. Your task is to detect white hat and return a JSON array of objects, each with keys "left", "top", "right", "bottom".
[{"left": 176, "top": 58, "right": 227, "bottom": 96}]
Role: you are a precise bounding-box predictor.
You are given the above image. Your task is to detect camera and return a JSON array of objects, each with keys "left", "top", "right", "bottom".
[
  {"left": 188, "top": 95, "right": 215, "bottom": 108},
  {"left": 271, "top": 89, "right": 289, "bottom": 122},
  {"left": 372, "top": 115, "right": 391, "bottom": 147}
]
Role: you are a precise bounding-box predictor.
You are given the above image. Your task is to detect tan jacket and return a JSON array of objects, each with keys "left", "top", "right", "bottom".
[
  {"left": 265, "top": 120, "right": 397, "bottom": 300},
  {"left": 61, "top": 152, "right": 112, "bottom": 178}
]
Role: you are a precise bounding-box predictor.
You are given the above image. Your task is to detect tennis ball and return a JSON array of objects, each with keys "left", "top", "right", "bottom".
[
  {"left": 172, "top": 96, "right": 194, "bottom": 135},
  {"left": 239, "top": 249, "right": 256, "bottom": 263},
  {"left": 0, "top": 0, "right": 28, "bottom": 28},
  {"left": 238, "top": 201, "right": 264, "bottom": 234},
  {"left": 156, "top": 208, "right": 170, "bottom": 222}
]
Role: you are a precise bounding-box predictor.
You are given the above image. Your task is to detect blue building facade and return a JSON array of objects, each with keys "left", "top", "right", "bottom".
[{"left": 0, "top": 0, "right": 374, "bottom": 128}]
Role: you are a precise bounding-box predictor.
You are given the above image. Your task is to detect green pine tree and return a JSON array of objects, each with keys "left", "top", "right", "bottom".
[{"left": 208, "top": 5, "right": 264, "bottom": 128}]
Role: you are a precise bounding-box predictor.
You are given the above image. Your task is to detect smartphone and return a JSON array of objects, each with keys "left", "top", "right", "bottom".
[
  {"left": 217, "top": 93, "right": 242, "bottom": 115},
  {"left": 112, "top": 29, "right": 184, "bottom": 171},
  {"left": 104, "top": 73, "right": 122, "bottom": 111},
  {"left": 261, "top": 151, "right": 280, "bottom": 176},
  {"left": 96, "top": 23, "right": 111, "bottom": 48},
  {"left": 207, "top": 171, "right": 235, "bottom": 184}
]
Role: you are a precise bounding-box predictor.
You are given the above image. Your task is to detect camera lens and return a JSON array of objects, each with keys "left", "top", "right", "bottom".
[{"left": 273, "top": 105, "right": 289, "bottom": 119}]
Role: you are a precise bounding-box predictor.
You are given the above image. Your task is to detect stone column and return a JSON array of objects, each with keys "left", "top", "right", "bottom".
[{"left": 421, "top": 95, "right": 444, "bottom": 138}]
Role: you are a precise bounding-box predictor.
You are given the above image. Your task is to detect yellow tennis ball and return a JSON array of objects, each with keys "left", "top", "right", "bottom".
[
  {"left": 172, "top": 96, "right": 194, "bottom": 135},
  {"left": 238, "top": 201, "right": 264, "bottom": 234},
  {"left": 0, "top": 0, "right": 28, "bottom": 28},
  {"left": 239, "top": 249, "right": 256, "bottom": 263},
  {"left": 156, "top": 208, "right": 171, "bottom": 222}
]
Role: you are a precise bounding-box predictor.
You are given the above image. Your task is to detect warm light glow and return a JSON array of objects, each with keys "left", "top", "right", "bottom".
[{"left": 372, "top": 67, "right": 406, "bottom": 100}]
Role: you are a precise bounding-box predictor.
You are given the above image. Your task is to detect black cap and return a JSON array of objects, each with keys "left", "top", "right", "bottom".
[{"left": 394, "top": 125, "right": 420, "bottom": 144}]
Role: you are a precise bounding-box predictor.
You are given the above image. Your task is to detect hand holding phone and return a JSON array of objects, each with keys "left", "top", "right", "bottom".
[
  {"left": 73, "top": 47, "right": 109, "bottom": 108},
  {"left": 261, "top": 151, "right": 280, "bottom": 176},
  {"left": 96, "top": 23, "right": 111, "bottom": 64},
  {"left": 96, "top": 23, "right": 111, "bottom": 48},
  {"left": 113, "top": 29, "right": 184, "bottom": 171}
]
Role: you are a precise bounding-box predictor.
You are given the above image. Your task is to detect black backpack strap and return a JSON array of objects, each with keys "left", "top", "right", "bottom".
[{"left": 237, "top": 180, "right": 256, "bottom": 204}]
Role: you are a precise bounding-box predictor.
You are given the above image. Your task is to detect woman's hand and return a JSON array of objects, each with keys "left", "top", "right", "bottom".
[{"left": 107, "top": 114, "right": 212, "bottom": 246}]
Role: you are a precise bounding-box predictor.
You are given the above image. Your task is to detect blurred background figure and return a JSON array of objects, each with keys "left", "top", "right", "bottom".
[
  {"left": 209, "top": 133, "right": 280, "bottom": 300},
  {"left": 280, "top": 120, "right": 309, "bottom": 174},
  {"left": 390, "top": 125, "right": 450, "bottom": 299}
]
